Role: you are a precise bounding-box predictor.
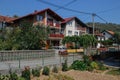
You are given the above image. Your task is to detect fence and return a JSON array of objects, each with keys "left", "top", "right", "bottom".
[
  {"left": 0, "top": 50, "right": 55, "bottom": 61},
  {"left": 0, "top": 50, "right": 82, "bottom": 74}
]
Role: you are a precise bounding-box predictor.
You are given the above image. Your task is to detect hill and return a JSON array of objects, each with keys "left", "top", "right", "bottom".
[{"left": 86, "top": 22, "right": 120, "bottom": 33}]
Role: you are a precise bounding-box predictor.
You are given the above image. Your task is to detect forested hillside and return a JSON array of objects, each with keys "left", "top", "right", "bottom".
[{"left": 86, "top": 22, "right": 120, "bottom": 33}]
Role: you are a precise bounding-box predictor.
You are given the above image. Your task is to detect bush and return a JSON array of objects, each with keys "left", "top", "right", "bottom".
[
  {"left": 70, "top": 60, "right": 87, "bottom": 71},
  {"left": 62, "top": 60, "right": 68, "bottom": 71},
  {"left": 21, "top": 66, "right": 30, "bottom": 80},
  {"left": 42, "top": 66, "right": 50, "bottom": 75},
  {"left": 90, "top": 61, "right": 99, "bottom": 69},
  {"left": 32, "top": 68, "right": 40, "bottom": 77},
  {"left": 10, "top": 72, "right": 18, "bottom": 80},
  {"left": 97, "top": 62, "right": 107, "bottom": 70},
  {"left": 52, "top": 66, "right": 58, "bottom": 73},
  {"left": 83, "top": 55, "right": 92, "bottom": 66}
]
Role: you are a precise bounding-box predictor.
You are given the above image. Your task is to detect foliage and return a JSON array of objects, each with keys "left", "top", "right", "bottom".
[
  {"left": 21, "top": 67, "right": 30, "bottom": 80},
  {"left": 9, "top": 72, "right": 18, "bottom": 80},
  {"left": 52, "top": 65, "right": 58, "bottom": 73},
  {"left": 90, "top": 61, "right": 99, "bottom": 69},
  {"left": 113, "top": 32, "right": 120, "bottom": 45},
  {"left": 0, "top": 74, "right": 10, "bottom": 80},
  {"left": 62, "top": 35, "right": 97, "bottom": 55},
  {"left": 83, "top": 55, "right": 92, "bottom": 66},
  {"left": 0, "top": 21, "right": 50, "bottom": 50},
  {"left": 62, "top": 60, "right": 68, "bottom": 71},
  {"left": 42, "top": 66, "right": 50, "bottom": 75},
  {"left": 87, "top": 22, "right": 120, "bottom": 33},
  {"left": 70, "top": 60, "right": 87, "bottom": 71},
  {"left": 32, "top": 68, "right": 41, "bottom": 77},
  {"left": 100, "top": 39, "right": 113, "bottom": 46}
]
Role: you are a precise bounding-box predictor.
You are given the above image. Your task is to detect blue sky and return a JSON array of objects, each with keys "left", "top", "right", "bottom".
[{"left": 0, "top": 0, "right": 120, "bottom": 24}]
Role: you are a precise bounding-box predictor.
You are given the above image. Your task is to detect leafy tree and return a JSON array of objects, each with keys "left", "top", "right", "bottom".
[
  {"left": 0, "top": 21, "right": 50, "bottom": 50},
  {"left": 79, "top": 34, "right": 97, "bottom": 55}
]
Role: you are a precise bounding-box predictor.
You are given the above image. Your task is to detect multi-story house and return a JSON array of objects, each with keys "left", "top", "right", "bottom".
[
  {"left": 0, "top": 15, "right": 14, "bottom": 29},
  {"left": 102, "top": 30, "right": 114, "bottom": 40},
  {"left": 61, "top": 17, "right": 88, "bottom": 36},
  {"left": 7, "top": 8, "right": 64, "bottom": 48}
]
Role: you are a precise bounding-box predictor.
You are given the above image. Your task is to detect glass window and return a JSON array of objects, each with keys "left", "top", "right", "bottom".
[
  {"left": 74, "top": 31, "right": 78, "bottom": 35},
  {"left": 68, "top": 30, "right": 72, "bottom": 35},
  {"left": 36, "top": 15, "right": 43, "bottom": 21}
]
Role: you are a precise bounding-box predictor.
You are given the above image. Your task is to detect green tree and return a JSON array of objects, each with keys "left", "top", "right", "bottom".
[{"left": 79, "top": 34, "right": 97, "bottom": 55}]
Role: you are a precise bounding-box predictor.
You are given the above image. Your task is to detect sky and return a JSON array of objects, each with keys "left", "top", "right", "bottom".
[{"left": 0, "top": 0, "right": 120, "bottom": 24}]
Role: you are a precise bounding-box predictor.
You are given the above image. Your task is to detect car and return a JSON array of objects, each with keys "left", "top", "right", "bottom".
[{"left": 53, "top": 46, "right": 68, "bottom": 55}]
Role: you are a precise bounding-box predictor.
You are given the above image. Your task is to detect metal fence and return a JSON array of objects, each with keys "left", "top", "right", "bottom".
[
  {"left": 0, "top": 50, "right": 55, "bottom": 61},
  {"left": 0, "top": 50, "right": 82, "bottom": 74}
]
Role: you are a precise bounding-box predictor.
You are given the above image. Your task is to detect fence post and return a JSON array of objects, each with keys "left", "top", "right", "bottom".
[
  {"left": 42, "top": 50, "right": 44, "bottom": 67},
  {"left": 18, "top": 52, "right": 21, "bottom": 69}
]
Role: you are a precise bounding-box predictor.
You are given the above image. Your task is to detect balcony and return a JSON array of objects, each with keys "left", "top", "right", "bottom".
[
  {"left": 47, "top": 21, "right": 60, "bottom": 29},
  {"left": 49, "top": 34, "right": 64, "bottom": 39}
]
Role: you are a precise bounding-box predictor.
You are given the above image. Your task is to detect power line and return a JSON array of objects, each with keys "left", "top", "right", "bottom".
[
  {"left": 95, "top": 14, "right": 108, "bottom": 23},
  {"left": 55, "top": 0, "right": 77, "bottom": 11},
  {"left": 38, "top": 0, "right": 91, "bottom": 15}
]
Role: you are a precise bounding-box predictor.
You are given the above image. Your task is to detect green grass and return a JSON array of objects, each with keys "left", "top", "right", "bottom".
[{"left": 106, "top": 69, "right": 120, "bottom": 75}]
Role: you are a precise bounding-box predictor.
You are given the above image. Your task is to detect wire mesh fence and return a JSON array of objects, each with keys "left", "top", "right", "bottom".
[{"left": 0, "top": 50, "right": 83, "bottom": 74}]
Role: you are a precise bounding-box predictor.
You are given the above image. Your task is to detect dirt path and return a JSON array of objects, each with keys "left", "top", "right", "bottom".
[{"left": 61, "top": 70, "right": 120, "bottom": 80}]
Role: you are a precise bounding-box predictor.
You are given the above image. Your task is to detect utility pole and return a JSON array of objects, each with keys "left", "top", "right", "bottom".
[{"left": 92, "top": 13, "right": 96, "bottom": 36}]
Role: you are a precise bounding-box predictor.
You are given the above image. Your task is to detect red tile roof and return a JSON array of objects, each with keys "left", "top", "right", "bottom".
[
  {"left": 9, "top": 8, "right": 63, "bottom": 23},
  {"left": 62, "top": 17, "right": 88, "bottom": 27},
  {"left": 62, "top": 17, "right": 75, "bottom": 24},
  {"left": 0, "top": 15, "right": 15, "bottom": 22},
  {"left": 107, "top": 30, "right": 114, "bottom": 35}
]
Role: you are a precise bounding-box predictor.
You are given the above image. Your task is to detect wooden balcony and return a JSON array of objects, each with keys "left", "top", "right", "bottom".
[{"left": 49, "top": 34, "right": 64, "bottom": 39}]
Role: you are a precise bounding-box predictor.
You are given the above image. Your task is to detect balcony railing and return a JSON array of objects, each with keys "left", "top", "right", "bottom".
[
  {"left": 47, "top": 21, "right": 60, "bottom": 28},
  {"left": 49, "top": 34, "right": 64, "bottom": 38}
]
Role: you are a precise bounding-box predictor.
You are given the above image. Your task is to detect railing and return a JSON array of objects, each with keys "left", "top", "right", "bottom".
[
  {"left": 49, "top": 34, "right": 64, "bottom": 38},
  {"left": 47, "top": 21, "right": 60, "bottom": 28}
]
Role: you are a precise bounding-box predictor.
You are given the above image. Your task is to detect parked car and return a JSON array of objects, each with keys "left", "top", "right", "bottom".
[{"left": 52, "top": 46, "right": 68, "bottom": 55}]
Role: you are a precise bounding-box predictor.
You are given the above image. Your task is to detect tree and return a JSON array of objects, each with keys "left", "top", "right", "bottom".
[
  {"left": 79, "top": 34, "right": 97, "bottom": 55},
  {"left": 0, "top": 21, "right": 50, "bottom": 50},
  {"left": 113, "top": 32, "right": 120, "bottom": 50},
  {"left": 62, "top": 34, "right": 97, "bottom": 55}
]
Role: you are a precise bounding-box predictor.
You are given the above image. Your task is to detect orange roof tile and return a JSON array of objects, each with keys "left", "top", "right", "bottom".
[{"left": 0, "top": 15, "right": 15, "bottom": 23}]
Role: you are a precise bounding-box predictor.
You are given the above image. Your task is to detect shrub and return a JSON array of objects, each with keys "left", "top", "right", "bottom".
[
  {"left": 52, "top": 66, "right": 58, "bottom": 73},
  {"left": 83, "top": 55, "right": 91, "bottom": 66},
  {"left": 90, "top": 61, "right": 99, "bottom": 69},
  {"left": 70, "top": 60, "right": 87, "bottom": 71},
  {"left": 10, "top": 72, "right": 18, "bottom": 80},
  {"left": 32, "top": 68, "right": 40, "bottom": 77},
  {"left": 62, "top": 60, "right": 68, "bottom": 71},
  {"left": 21, "top": 66, "right": 30, "bottom": 80},
  {"left": 42, "top": 66, "right": 50, "bottom": 75}
]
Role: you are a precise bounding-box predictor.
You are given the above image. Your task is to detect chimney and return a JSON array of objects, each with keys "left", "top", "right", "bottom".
[{"left": 34, "top": 10, "right": 37, "bottom": 12}]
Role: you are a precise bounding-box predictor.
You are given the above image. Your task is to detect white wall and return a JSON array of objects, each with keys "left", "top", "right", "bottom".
[
  {"left": 65, "top": 19, "right": 80, "bottom": 36},
  {"left": 102, "top": 31, "right": 113, "bottom": 40}
]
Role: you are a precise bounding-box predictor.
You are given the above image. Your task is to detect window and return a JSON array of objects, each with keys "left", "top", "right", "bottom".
[
  {"left": 68, "top": 21, "right": 72, "bottom": 26},
  {"left": 68, "top": 30, "right": 72, "bottom": 35},
  {"left": 74, "top": 31, "right": 78, "bottom": 35},
  {"left": 36, "top": 15, "right": 43, "bottom": 21}
]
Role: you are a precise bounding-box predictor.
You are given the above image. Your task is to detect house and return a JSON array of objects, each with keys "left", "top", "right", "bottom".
[
  {"left": 61, "top": 17, "right": 88, "bottom": 36},
  {"left": 0, "top": 15, "right": 15, "bottom": 29},
  {"left": 102, "top": 30, "right": 115, "bottom": 40},
  {"left": 7, "top": 8, "right": 64, "bottom": 48}
]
